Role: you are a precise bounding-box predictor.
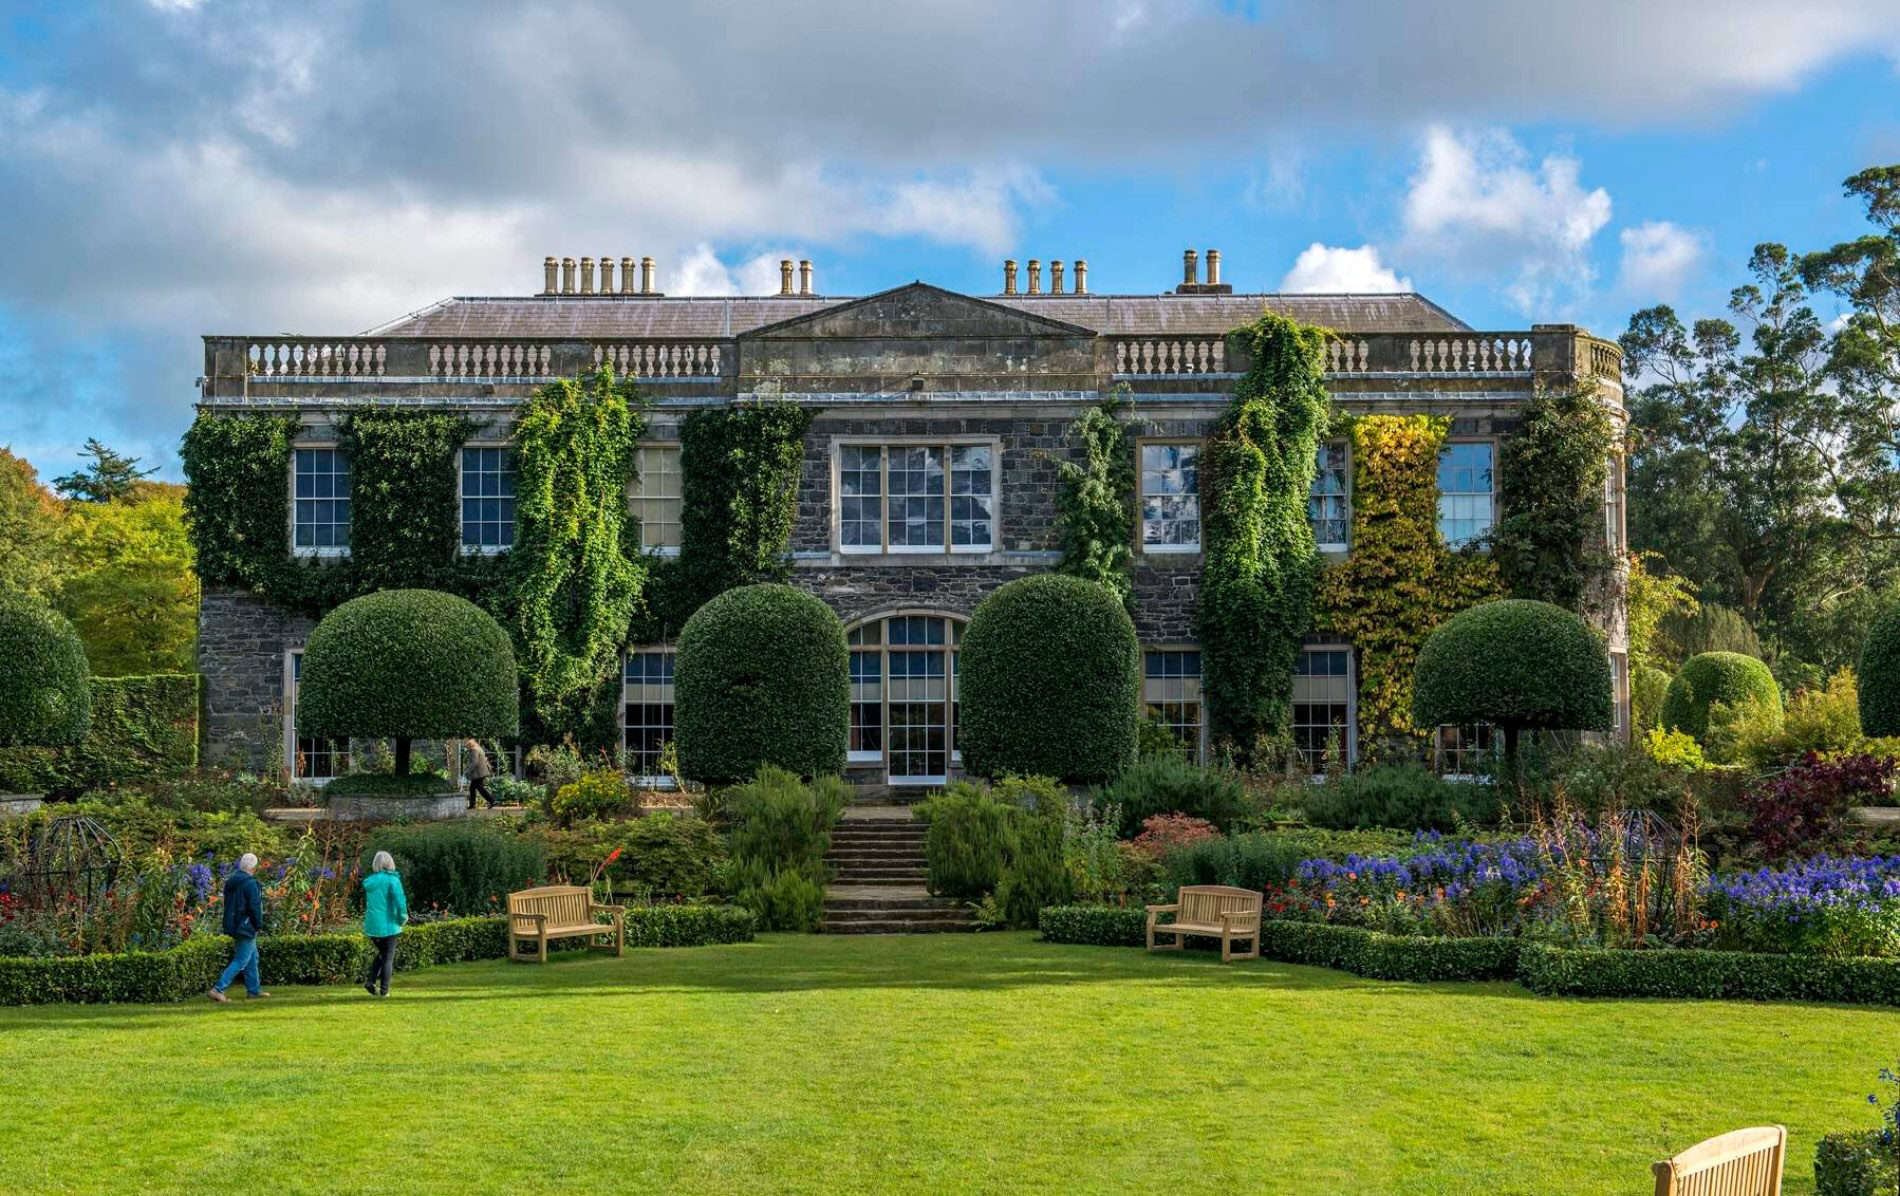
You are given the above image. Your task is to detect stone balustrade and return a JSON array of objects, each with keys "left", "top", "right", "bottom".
[
  {"left": 230, "top": 337, "right": 725, "bottom": 382},
  {"left": 1112, "top": 338, "right": 1228, "bottom": 376},
  {"left": 248, "top": 340, "right": 390, "bottom": 378},
  {"left": 593, "top": 341, "right": 723, "bottom": 378},
  {"left": 1105, "top": 331, "right": 1614, "bottom": 380}
]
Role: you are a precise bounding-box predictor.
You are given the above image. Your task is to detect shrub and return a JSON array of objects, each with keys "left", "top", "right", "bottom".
[
  {"left": 298, "top": 589, "right": 518, "bottom": 775},
  {"left": 535, "top": 813, "right": 726, "bottom": 899},
  {"left": 0, "top": 591, "right": 91, "bottom": 751},
  {"left": 549, "top": 768, "right": 637, "bottom": 827},
  {"left": 1092, "top": 756, "right": 1248, "bottom": 837},
  {"left": 0, "top": 673, "right": 198, "bottom": 797},
  {"left": 1303, "top": 764, "right": 1503, "bottom": 832},
  {"left": 1816, "top": 1131, "right": 1894, "bottom": 1196},
  {"left": 1660, "top": 651, "right": 1780, "bottom": 750},
  {"left": 1257, "top": 921, "right": 1521, "bottom": 982},
  {"left": 995, "top": 801, "right": 1073, "bottom": 926},
  {"left": 1662, "top": 602, "right": 1762, "bottom": 662},
  {"left": 1631, "top": 665, "right": 1672, "bottom": 736},
  {"left": 1130, "top": 814, "right": 1220, "bottom": 860},
  {"left": 1162, "top": 831, "right": 1314, "bottom": 892},
  {"left": 923, "top": 782, "right": 1012, "bottom": 899},
  {"left": 1737, "top": 753, "right": 1897, "bottom": 859},
  {"left": 366, "top": 822, "right": 548, "bottom": 916},
  {"left": 1413, "top": 599, "right": 1612, "bottom": 763},
  {"left": 1516, "top": 942, "right": 1900, "bottom": 1005},
  {"left": 321, "top": 773, "right": 457, "bottom": 798},
  {"left": 725, "top": 766, "right": 846, "bottom": 931},
  {"left": 1039, "top": 904, "right": 1147, "bottom": 946},
  {"left": 1643, "top": 727, "right": 1708, "bottom": 771},
  {"left": 958, "top": 574, "right": 1140, "bottom": 783},
  {"left": 1866, "top": 603, "right": 1900, "bottom": 739},
  {"left": 673, "top": 584, "right": 849, "bottom": 783}
]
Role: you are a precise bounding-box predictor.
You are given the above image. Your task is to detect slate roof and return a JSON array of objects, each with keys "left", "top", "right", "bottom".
[{"left": 361, "top": 290, "right": 1472, "bottom": 339}]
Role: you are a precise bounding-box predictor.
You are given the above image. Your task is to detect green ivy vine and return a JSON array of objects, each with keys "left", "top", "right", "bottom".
[
  {"left": 334, "top": 410, "right": 480, "bottom": 592},
  {"left": 1195, "top": 313, "right": 1331, "bottom": 759},
  {"left": 1492, "top": 384, "right": 1615, "bottom": 611},
  {"left": 1055, "top": 389, "right": 1137, "bottom": 608}
]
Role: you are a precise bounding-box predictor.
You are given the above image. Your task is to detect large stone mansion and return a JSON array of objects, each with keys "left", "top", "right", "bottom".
[{"left": 194, "top": 248, "right": 1629, "bottom": 788}]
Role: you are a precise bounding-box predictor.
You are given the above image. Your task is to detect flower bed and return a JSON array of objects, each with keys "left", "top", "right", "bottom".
[
  {"left": 1816, "top": 1130, "right": 1896, "bottom": 1196},
  {"left": 1706, "top": 856, "right": 1900, "bottom": 958}
]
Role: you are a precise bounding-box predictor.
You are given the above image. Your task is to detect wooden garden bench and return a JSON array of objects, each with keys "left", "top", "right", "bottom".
[
  {"left": 506, "top": 885, "right": 625, "bottom": 963},
  {"left": 1652, "top": 1125, "right": 1786, "bottom": 1196},
  {"left": 1145, "top": 885, "right": 1262, "bottom": 963}
]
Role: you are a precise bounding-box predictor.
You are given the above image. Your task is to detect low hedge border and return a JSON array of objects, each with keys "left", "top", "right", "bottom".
[
  {"left": 1039, "top": 905, "right": 1146, "bottom": 946},
  {"left": 1816, "top": 1130, "right": 1896, "bottom": 1196},
  {"left": 1518, "top": 943, "right": 1900, "bottom": 1005},
  {"left": 0, "top": 904, "right": 756, "bottom": 1006}
]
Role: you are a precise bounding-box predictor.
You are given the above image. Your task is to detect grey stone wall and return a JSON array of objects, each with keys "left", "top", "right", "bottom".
[{"left": 198, "top": 586, "right": 314, "bottom": 772}]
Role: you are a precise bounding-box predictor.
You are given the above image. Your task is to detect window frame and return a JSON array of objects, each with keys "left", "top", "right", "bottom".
[
  {"left": 457, "top": 442, "right": 519, "bottom": 556},
  {"left": 1309, "top": 439, "right": 1351, "bottom": 554},
  {"left": 1135, "top": 437, "right": 1204, "bottom": 556},
  {"left": 831, "top": 439, "right": 1000, "bottom": 557},
  {"left": 1141, "top": 645, "right": 1207, "bottom": 764},
  {"left": 1436, "top": 437, "right": 1498, "bottom": 550},
  {"left": 288, "top": 443, "right": 352, "bottom": 559},
  {"left": 1292, "top": 643, "right": 1357, "bottom": 776},
  {"left": 628, "top": 441, "right": 684, "bottom": 558},
  {"left": 843, "top": 610, "right": 966, "bottom": 785},
  {"left": 621, "top": 646, "right": 677, "bottom": 788},
  {"left": 284, "top": 649, "right": 348, "bottom": 785}
]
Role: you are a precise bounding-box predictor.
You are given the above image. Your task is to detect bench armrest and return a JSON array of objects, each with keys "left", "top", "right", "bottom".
[
  {"left": 1220, "top": 911, "right": 1261, "bottom": 930},
  {"left": 512, "top": 911, "right": 548, "bottom": 930},
  {"left": 591, "top": 903, "right": 625, "bottom": 916},
  {"left": 1144, "top": 903, "right": 1180, "bottom": 914}
]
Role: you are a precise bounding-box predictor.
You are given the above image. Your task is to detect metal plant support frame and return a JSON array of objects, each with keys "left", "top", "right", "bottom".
[{"left": 21, "top": 815, "right": 123, "bottom": 909}]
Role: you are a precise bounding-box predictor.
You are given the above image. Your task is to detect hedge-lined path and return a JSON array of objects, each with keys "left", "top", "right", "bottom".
[
  {"left": 824, "top": 813, "right": 974, "bottom": 934},
  {"left": 0, "top": 932, "right": 1888, "bottom": 1195}
]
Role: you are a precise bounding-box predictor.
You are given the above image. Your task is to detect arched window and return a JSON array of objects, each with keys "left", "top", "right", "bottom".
[{"left": 845, "top": 611, "right": 966, "bottom": 786}]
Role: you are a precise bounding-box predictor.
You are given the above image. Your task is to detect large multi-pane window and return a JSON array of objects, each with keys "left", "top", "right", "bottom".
[
  {"left": 1142, "top": 650, "right": 1203, "bottom": 760},
  {"left": 1437, "top": 442, "right": 1494, "bottom": 548},
  {"left": 460, "top": 447, "right": 517, "bottom": 551},
  {"left": 1292, "top": 646, "right": 1353, "bottom": 773},
  {"left": 1604, "top": 455, "right": 1626, "bottom": 556},
  {"left": 846, "top": 614, "right": 962, "bottom": 783},
  {"left": 838, "top": 444, "right": 995, "bottom": 553},
  {"left": 1309, "top": 442, "right": 1349, "bottom": 551},
  {"left": 1434, "top": 724, "right": 1496, "bottom": 776},
  {"left": 287, "top": 650, "right": 347, "bottom": 782},
  {"left": 630, "top": 444, "right": 682, "bottom": 555},
  {"left": 293, "top": 447, "right": 351, "bottom": 554},
  {"left": 622, "top": 650, "right": 675, "bottom": 780},
  {"left": 1140, "top": 442, "right": 1200, "bottom": 552}
]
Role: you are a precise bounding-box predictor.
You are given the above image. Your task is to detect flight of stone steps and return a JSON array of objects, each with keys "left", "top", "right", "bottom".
[{"left": 821, "top": 811, "right": 976, "bottom": 934}]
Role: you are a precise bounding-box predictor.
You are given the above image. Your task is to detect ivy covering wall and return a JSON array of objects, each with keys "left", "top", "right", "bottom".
[
  {"left": 1492, "top": 385, "right": 1615, "bottom": 611},
  {"left": 1195, "top": 314, "right": 1331, "bottom": 759},
  {"left": 1316, "top": 414, "right": 1503, "bottom": 755},
  {"left": 1054, "top": 392, "right": 1136, "bottom": 608}
]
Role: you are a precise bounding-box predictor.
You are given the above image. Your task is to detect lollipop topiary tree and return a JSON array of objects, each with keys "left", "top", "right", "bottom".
[
  {"left": 297, "top": 589, "right": 517, "bottom": 777},
  {"left": 0, "top": 591, "right": 92, "bottom": 751}
]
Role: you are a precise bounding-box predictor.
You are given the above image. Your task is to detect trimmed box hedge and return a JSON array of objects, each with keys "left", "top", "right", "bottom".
[
  {"left": 1816, "top": 1130, "right": 1896, "bottom": 1196},
  {"left": 1257, "top": 920, "right": 1521, "bottom": 982},
  {"left": 1518, "top": 942, "right": 1900, "bottom": 1005},
  {"left": 0, "top": 905, "right": 756, "bottom": 1005},
  {"left": 1039, "top": 905, "right": 1147, "bottom": 947},
  {"left": 0, "top": 673, "right": 199, "bottom": 796}
]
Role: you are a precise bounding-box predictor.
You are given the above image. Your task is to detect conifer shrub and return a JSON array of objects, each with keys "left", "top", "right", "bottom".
[{"left": 1861, "top": 602, "right": 1900, "bottom": 738}]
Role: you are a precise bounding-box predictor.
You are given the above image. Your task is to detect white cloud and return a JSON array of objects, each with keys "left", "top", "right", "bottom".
[
  {"left": 1618, "top": 221, "right": 1706, "bottom": 297},
  {"left": 670, "top": 246, "right": 803, "bottom": 297},
  {"left": 1279, "top": 244, "right": 1412, "bottom": 293},
  {"left": 1400, "top": 126, "right": 1612, "bottom": 313}
]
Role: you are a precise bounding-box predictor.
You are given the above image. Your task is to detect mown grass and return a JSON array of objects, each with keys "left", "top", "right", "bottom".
[{"left": 0, "top": 932, "right": 1889, "bottom": 1195}]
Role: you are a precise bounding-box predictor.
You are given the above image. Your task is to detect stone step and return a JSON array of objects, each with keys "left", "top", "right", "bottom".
[
  {"left": 821, "top": 907, "right": 973, "bottom": 925},
  {"left": 824, "top": 894, "right": 964, "bottom": 911},
  {"left": 829, "top": 829, "right": 925, "bottom": 841},
  {"left": 821, "top": 918, "right": 978, "bottom": 935},
  {"left": 831, "top": 869, "right": 927, "bottom": 883},
  {"left": 826, "top": 848, "right": 926, "bottom": 861}
]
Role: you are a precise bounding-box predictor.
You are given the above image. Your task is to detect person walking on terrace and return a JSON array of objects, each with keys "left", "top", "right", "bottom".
[
  {"left": 208, "top": 853, "right": 268, "bottom": 1002},
  {"left": 464, "top": 738, "right": 495, "bottom": 809},
  {"left": 360, "top": 851, "right": 408, "bottom": 998}
]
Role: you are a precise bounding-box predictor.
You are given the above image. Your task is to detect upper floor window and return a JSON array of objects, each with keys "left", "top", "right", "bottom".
[
  {"left": 631, "top": 444, "right": 682, "bottom": 555},
  {"left": 1309, "top": 442, "right": 1349, "bottom": 551},
  {"left": 1604, "top": 455, "right": 1626, "bottom": 556},
  {"left": 838, "top": 444, "right": 994, "bottom": 554},
  {"left": 1437, "top": 442, "right": 1494, "bottom": 549},
  {"left": 1140, "top": 442, "right": 1200, "bottom": 552},
  {"left": 460, "top": 447, "right": 517, "bottom": 552},
  {"left": 293, "top": 447, "right": 351, "bottom": 555}
]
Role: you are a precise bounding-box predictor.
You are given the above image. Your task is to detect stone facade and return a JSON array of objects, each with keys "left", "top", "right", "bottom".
[{"left": 195, "top": 269, "right": 1630, "bottom": 776}]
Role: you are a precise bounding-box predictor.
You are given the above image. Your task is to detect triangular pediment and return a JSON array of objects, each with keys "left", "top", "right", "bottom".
[{"left": 741, "top": 282, "right": 1096, "bottom": 340}]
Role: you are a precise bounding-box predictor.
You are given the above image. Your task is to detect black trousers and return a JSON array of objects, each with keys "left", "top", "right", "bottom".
[
  {"left": 363, "top": 934, "right": 397, "bottom": 994},
  {"left": 468, "top": 775, "right": 492, "bottom": 808}
]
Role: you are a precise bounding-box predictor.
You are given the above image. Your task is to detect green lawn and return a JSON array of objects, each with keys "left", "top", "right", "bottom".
[{"left": 0, "top": 933, "right": 1888, "bottom": 1195}]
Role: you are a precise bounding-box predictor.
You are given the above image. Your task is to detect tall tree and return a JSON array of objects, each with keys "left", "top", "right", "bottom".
[
  {"left": 52, "top": 438, "right": 156, "bottom": 504},
  {"left": 0, "top": 447, "right": 67, "bottom": 599},
  {"left": 55, "top": 482, "right": 199, "bottom": 676}
]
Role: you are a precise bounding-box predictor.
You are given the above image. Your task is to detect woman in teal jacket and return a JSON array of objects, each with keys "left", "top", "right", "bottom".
[{"left": 361, "top": 851, "right": 408, "bottom": 997}]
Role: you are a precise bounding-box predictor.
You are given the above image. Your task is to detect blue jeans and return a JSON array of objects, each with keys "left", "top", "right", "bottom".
[{"left": 215, "top": 937, "right": 260, "bottom": 995}]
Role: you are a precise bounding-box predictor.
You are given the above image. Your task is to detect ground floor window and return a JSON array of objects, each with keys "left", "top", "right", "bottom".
[
  {"left": 1292, "top": 645, "right": 1354, "bottom": 773},
  {"left": 285, "top": 650, "right": 347, "bottom": 782},
  {"left": 1434, "top": 724, "right": 1496, "bottom": 776},
  {"left": 846, "top": 613, "right": 963, "bottom": 785},
  {"left": 1142, "top": 649, "right": 1204, "bottom": 762},
  {"left": 1610, "top": 651, "right": 1630, "bottom": 742},
  {"left": 623, "top": 649, "right": 675, "bottom": 781}
]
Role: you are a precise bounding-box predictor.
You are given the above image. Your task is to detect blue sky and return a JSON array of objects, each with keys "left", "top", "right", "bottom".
[{"left": 1, "top": 0, "right": 1898, "bottom": 481}]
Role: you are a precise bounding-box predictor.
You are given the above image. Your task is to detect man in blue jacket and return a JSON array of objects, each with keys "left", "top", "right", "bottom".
[{"left": 208, "top": 852, "right": 269, "bottom": 1002}]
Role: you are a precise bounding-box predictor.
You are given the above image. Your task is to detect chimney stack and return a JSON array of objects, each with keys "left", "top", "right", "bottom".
[
  {"left": 798, "top": 259, "right": 813, "bottom": 296},
  {"left": 542, "top": 256, "right": 558, "bottom": 295},
  {"left": 1183, "top": 249, "right": 1200, "bottom": 288},
  {"left": 581, "top": 257, "right": 596, "bottom": 294},
  {"left": 561, "top": 257, "right": 577, "bottom": 294},
  {"left": 1073, "top": 259, "right": 1088, "bottom": 294},
  {"left": 779, "top": 260, "right": 795, "bottom": 296},
  {"left": 1175, "top": 247, "right": 1232, "bottom": 295},
  {"left": 1003, "top": 259, "right": 1018, "bottom": 295},
  {"left": 1050, "top": 260, "right": 1065, "bottom": 295},
  {"left": 602, "top": 254, "right": 618, "bottom": 294},
  {"left": 1206, "top": 249, "right": 1221, "bottom": 287},
  {"left": 641, "top": 256, "right": 656, "bottom": 295},
  {"left": 1027, "top": 259, "right": 1042, "bottom": 294},
  {"left": 620, "top": 257, "right": 635, "bottom": 295}
]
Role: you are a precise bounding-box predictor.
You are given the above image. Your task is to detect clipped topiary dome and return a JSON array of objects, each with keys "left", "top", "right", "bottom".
[
  {"left": 298, "top": 589, "right": 518, "bottom": 775},
  {"left": 1659, "top": 651, "right": 1779, "bottom": 745},
  {"left": 673, "top": 583, "right": 849, "bottom": 783},
  {"left": 1861, "top": 603, "right": 1900, "bottom": 737},
  {"left": 1413, "top": 598, "right": 1612, "bottom": 758},
  {"left": 0, "top": 591, "right": 91, "bottom": 751},
  {"left": 958, "top": 574, "right": 1140, "bottom": 783}
]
